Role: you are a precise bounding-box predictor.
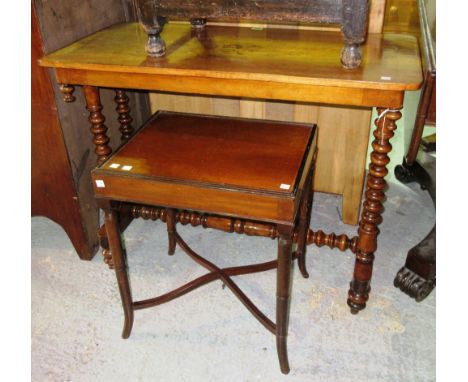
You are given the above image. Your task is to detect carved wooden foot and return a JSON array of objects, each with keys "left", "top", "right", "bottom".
[
  {"left": 276, "top": 225, "right": 293, "bottom": 374},
  {"left": 394, "top": 223, "right": 436, "bottom": 302},
  {"left": 103, "top": 201, "right": 134, "bottom": 338},
  {"left": 394, "top": 157, "right": 431, "bottom": 190},
  {"left": 348, "top": 108, "right": 402, "bottom": 314},
  {"left": 340, "top": 0, "right": 370, "bottom": 69},
  {"left": 394, "top": 266, "right": 435, "bottom": 302},
  {"left": 59, "top": 84, "right": 76, "bottom": 102},
  {"left": 394, "top": 148, "right": 435, "bottom": 302},
  {"left": 341, "top": 43, "right": 362, "bottom": 69},
  {"left": 140, "top": 12, "right": 166, "bottom": 57},
  {"left": 83, "top": 85, "right": 112, "bottom": 165}
]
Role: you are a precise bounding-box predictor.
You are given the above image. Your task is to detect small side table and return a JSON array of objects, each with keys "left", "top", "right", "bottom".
[{"left": 92, "top": 111, "right": 318, "bottom": 373}]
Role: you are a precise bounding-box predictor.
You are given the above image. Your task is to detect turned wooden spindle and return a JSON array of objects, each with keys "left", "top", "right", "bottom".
[
  {"left": 98, "top": 224, "right": 114, "bottom": 269},
  {"left": 83, "top": 85, "right": 112, "bottom": 165},
  {"left": 131, "top": 205, "right": 279, "bottom": 239},
  {"left": 347, "top": 107, "right": 402, "bottom": 314},
  {"left": 114, "top": 90, "right": 134, "bottom": 141},
  {"left": 130, "top": 204, "right": 357, "bottom": 253},
  {"left": 306, "top": 230, "right": 358, "bottom": 253},
  {"left": 59, "top": 84, "right": 75, "bottom": 102}
]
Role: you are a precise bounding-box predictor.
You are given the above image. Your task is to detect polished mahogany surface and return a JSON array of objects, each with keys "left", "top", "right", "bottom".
[
  {"left": 92, "top": 111, "right": 317, "bottom": 224},
  {"left": 97, "top": 111, "right": 314, "bottom": 195}
]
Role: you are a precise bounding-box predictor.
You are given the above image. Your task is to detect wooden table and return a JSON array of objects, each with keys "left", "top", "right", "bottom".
[{"left": 40, "top": 22, "right": 422, "bottom": 314}]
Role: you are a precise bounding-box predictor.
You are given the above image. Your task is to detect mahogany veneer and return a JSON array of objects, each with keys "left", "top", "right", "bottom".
[{"left": 92, "top": 111, "right": 317, "bottom": 374}]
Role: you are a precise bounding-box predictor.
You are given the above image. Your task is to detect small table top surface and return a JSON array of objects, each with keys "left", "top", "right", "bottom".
[
  {"left": 95, "top": 111, "right": 315, "bottom": 196},
  {"left": 40, "top": 22, "right": 422, "bottom": 91}
]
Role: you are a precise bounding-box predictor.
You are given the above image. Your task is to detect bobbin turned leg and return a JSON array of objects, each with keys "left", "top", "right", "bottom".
[
  {"left": 276, "top": 224, "right": 294, "bottom": 374},
  {"left": 102, "top": 200, "right": 134, "bottom": 338},
  {"left": 83, "top": 85, "right": 112, "bottom": 165},
  {"left": 83, "top": 85, "right": 115, "bottom": 266},
  {"left": 114, "top": 89, "right": 134, "bottom": 141},
  {"left": 166, "top": 208, "right": 177, "bottom": 255},
  {"left": 348, "top": 108, "right": 402, "bottom": 314}
]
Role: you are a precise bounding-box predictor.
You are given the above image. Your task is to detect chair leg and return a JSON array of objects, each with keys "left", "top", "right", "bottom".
[
  {"left": 166, "top": 208, "right": 177, "bottom": 255},
  {"left": 103, "top": 201, "right": 134, "bottom": 339},
  {"left": 276, "top": 225, "right": 294, "bottom": 374}
]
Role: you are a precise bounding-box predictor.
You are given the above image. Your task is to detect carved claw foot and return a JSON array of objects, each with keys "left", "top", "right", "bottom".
[{"left": 394, "top": 267, "right": 435, "bottom": 302}]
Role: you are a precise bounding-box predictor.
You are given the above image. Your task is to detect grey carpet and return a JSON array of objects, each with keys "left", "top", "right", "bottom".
[{"left": 32, "top": 181, "right": 435, "bottom": 382}]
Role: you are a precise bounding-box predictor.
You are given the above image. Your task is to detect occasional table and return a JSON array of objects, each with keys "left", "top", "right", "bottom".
[{"left": 40, "top": 21, "right": 422, "bottom": 314}]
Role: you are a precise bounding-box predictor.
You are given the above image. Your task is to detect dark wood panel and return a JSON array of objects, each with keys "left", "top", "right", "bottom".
[
  {"left": 32, "top": 4, "right": 97, "bottom": 259},
  {"left": 33, "top": 0, "right": 151, "bottom": 259},
  {"left": 140, "top": 0, "right": 342, "bottom": 23}
]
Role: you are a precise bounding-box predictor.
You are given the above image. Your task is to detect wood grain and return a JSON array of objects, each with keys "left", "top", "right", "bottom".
[{"left": 41, "top": 23, "right": 422, "bottom": 91}]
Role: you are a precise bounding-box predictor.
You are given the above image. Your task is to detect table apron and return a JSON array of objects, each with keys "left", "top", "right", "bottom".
[{"left": 54, "top": 68, "right": 405, "bottom": 108}]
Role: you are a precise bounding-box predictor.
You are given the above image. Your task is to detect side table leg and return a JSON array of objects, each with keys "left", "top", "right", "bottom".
[
  {"left": 276, "top": 225, "right": 294, "bottom": 374},
  {"left": 347, "top": 108, "right": 402, "bottom": 314},
  {"left": 83, "top": 86, "right": 114, "bottom": 267},
  {"left": 296, "top": 171, "right": 314, "bottom": 278},
  {"left": 166, "top": 208, "right": 177, "bottom": 255},
  {"left": 102, "top": 200, "right": 134, "bottom": 339},
  {"left": 83, "top": 85, "right": 112, "bottom": 165}
]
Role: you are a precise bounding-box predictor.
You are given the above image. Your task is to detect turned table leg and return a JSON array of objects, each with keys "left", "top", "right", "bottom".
[
  {"left": 347, "top": 108, "right": 402, "bottom": 314},
  {"left": 276, "top": 224, "right": 294, "bottom": 374},
  {"left": 83, "top": 85, "right": 112, "bottom": 165},
  {"left": 114, "top": 89, "right": 135, "bottom": 142}
]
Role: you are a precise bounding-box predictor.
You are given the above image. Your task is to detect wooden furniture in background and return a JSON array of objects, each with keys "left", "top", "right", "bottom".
[
  {"left": 32, "top": 5, "right": 95, "bottom": 259},
  {"left": 137, "top": 0, "right": 371, "bottom": 69},
  {"left": 392, "top": 0, "right": 436, "bottom": 301},
  {"left": 92, "top": 112, "right": 318, "bottom": 373},
  {"left": 40, "top": 21, "right": 422, "bottom": 314},
  {"left": 393, "top": 0, "right": 435, "bottom": 183},
  {"left": 32, "top": 0, "right": 151, "bottom": 260}
]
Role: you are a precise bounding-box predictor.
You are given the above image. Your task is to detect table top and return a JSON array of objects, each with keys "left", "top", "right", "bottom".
[
  {"left": 41, "top": 22, "right": 422, "bottom": 93},
  {"left": 96, "top": 111, "right": 316, "bottom": 196}
]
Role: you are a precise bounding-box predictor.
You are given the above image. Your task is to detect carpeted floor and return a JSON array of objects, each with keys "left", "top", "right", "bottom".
[{"left": 32, "top": 181, "right": 435, "bottom": 382}]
